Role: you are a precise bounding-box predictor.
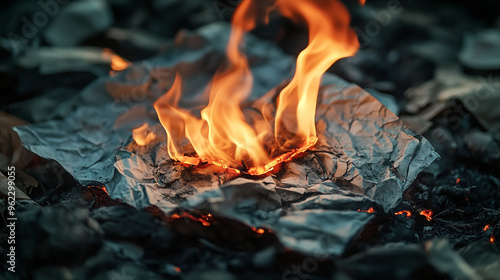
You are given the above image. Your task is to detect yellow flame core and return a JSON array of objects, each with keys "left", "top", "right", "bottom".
[{"left": 149, "top": 0, "right": 360, "bottom": 175}]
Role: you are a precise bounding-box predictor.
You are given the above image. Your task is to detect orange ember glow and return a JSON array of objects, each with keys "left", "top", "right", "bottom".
[
  {"left": 490, "top": 236, "right": 496, "bottom": 244},
  {"left": 170, "top": 212, "right": 213, "bottom": 227},
  {"left": 174, "top": 267, "right": 181, "bottom": 273},
  {"left": 358, "top": 207, "right": 375, "bottom": 213},
  {"left": 252, "top": 227, "right": 265, "bottom": 234},
  {"left": 152, "top": 0, "right": 359, "bottom": 174},
  {"left": 103, "top": 48, "right": 131, "bottom": 71},
  {"left": 456, "top": 178, "right": 461, "bottom": 184},
  {"left": 132, "top": 123, "right": 157, "bottom": 146},
  {"left": 484, "top": 224, "right": 491, "bottom": 232},
  {"left": 419, "top": 210, "right": 433, "bottom": 221},
  {"left": 394, "top": 210, "right": 412, "bottom": 217},
  {"left": 88, "top": 185, "right": 110, "bottom": 195}
]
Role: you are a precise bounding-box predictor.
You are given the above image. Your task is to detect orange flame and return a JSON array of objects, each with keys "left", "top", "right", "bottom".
[
  {"left": 132, "top": 123, "right": 157, "bottom": 146},
  {"left": 358, "top": 207, "right": 375, "bottom": 213},
  {"left": 154, "top": 0, "right": 359, "bottom": 174},
  {"left": 394, "top": 210, "right": 412, "bottom": 217},
  {"left": 483, "top": 224, "right": 491, "bottom": 232},
  {"left": 419, "top": 210, "right": 433, "bottom": 221},
  {"left": 102, "top": 48, "right": 131, "bottom": 71},
  {"left": 490, "top": 236, "right": 496, "bottom": 244}
]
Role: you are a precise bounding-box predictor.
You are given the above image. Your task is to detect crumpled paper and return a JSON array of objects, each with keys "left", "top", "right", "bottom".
[
  {"left": 14, "top": 23, "right": 438, "bottom": 256},
  {"left": 405, "top": 65, "right": 500, "bottom": 133}
]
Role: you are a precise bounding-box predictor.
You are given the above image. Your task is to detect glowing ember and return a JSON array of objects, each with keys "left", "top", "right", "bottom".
[
  {"left": 456, "top": 178, "right": 461, "bottom": 184},
  {"left": 88, "top": 185, "right": 109, "bottom": 195},
  {"left": 419, "top": 210, "right": 433, "bottom": 221},
  {"left": 483, "top": 224, "right": 491, "bottom": 232},
  {"left": 132, "top": 123, "right": 157, "bottom": 146},
  {"left": 170, "top": 212, "right": 213, "bottom": 227},
  {"left": 102, "top": 48, "right": 131, "bottom": 71},
  {"left": 151, "top": 0, "right": 359, "bottom": 174},
  {"left": 394, "top": 210, "right": 412, "bottom": 217},
  {"left": 490, "top": 236, "right": 496, "bottom": 244},
  {"left": 252, "top": 227, "right": 265, "bottom": 234},
  {"left": 174, "top": 267, "right": 181, "bottom": 273},
  {"left": 358, "top": 207, "right": 375, "bottom": 213}
]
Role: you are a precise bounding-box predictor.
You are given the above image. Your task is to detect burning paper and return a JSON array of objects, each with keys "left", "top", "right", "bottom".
[
  {"left": 14, "top": 0, "right": 438, "bottom": 257},
  {"left": 153, "top": 0, "right": 358, "bottom": 175}
]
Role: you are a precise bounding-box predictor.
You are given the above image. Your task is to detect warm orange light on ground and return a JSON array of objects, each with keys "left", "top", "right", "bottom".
[{"left": 419, "top": 210, "right": 433, "bottom": 221}]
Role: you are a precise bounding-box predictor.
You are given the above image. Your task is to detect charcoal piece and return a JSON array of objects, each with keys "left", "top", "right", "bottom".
[
  {"left": 464, "top": 131, "right": 500, "bottom": 163},
  {"left": 12, "top": 200, "right": 103, "bottom": 277},
  {"left": 338, "top": 239, "right": 487, "bottom": 280},
  {"left": 91, "top": 205, "right": 166, "bottom": 244},
  {"left": 184, "top": 268, "right": 236, "bottom": 280}
]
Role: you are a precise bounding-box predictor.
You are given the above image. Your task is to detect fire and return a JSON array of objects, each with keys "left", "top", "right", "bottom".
[
  {"left": 419, "top": 210, "right": 433, "bottom": 221},
  {"left": 490, "top": 236, "right": 496, "bottom": 244},
  {"left": 394, "top": 210, "right": 412, "bottom": 217},
  {"left": 153, "top": 0, "right": 359, "bottom": 174},
  {"left": 358, "top": 207, "right": 375, "bottom": 213},
  {"left": 483, "top": 224, "right": 491, "bottom": 232},
  {"left": 102, "top": 48, "right": 131, "bottom": 71},
  {"left": 456, "top": 178, "right": 461, "bottom": 184},
  {"left": 132, "top": 123, "right": 157, "bottom": 146}
]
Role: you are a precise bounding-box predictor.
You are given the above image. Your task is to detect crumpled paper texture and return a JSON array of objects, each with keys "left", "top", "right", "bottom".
[{"left": 14, "top": 23, "right": 438, "bottom": 256}]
